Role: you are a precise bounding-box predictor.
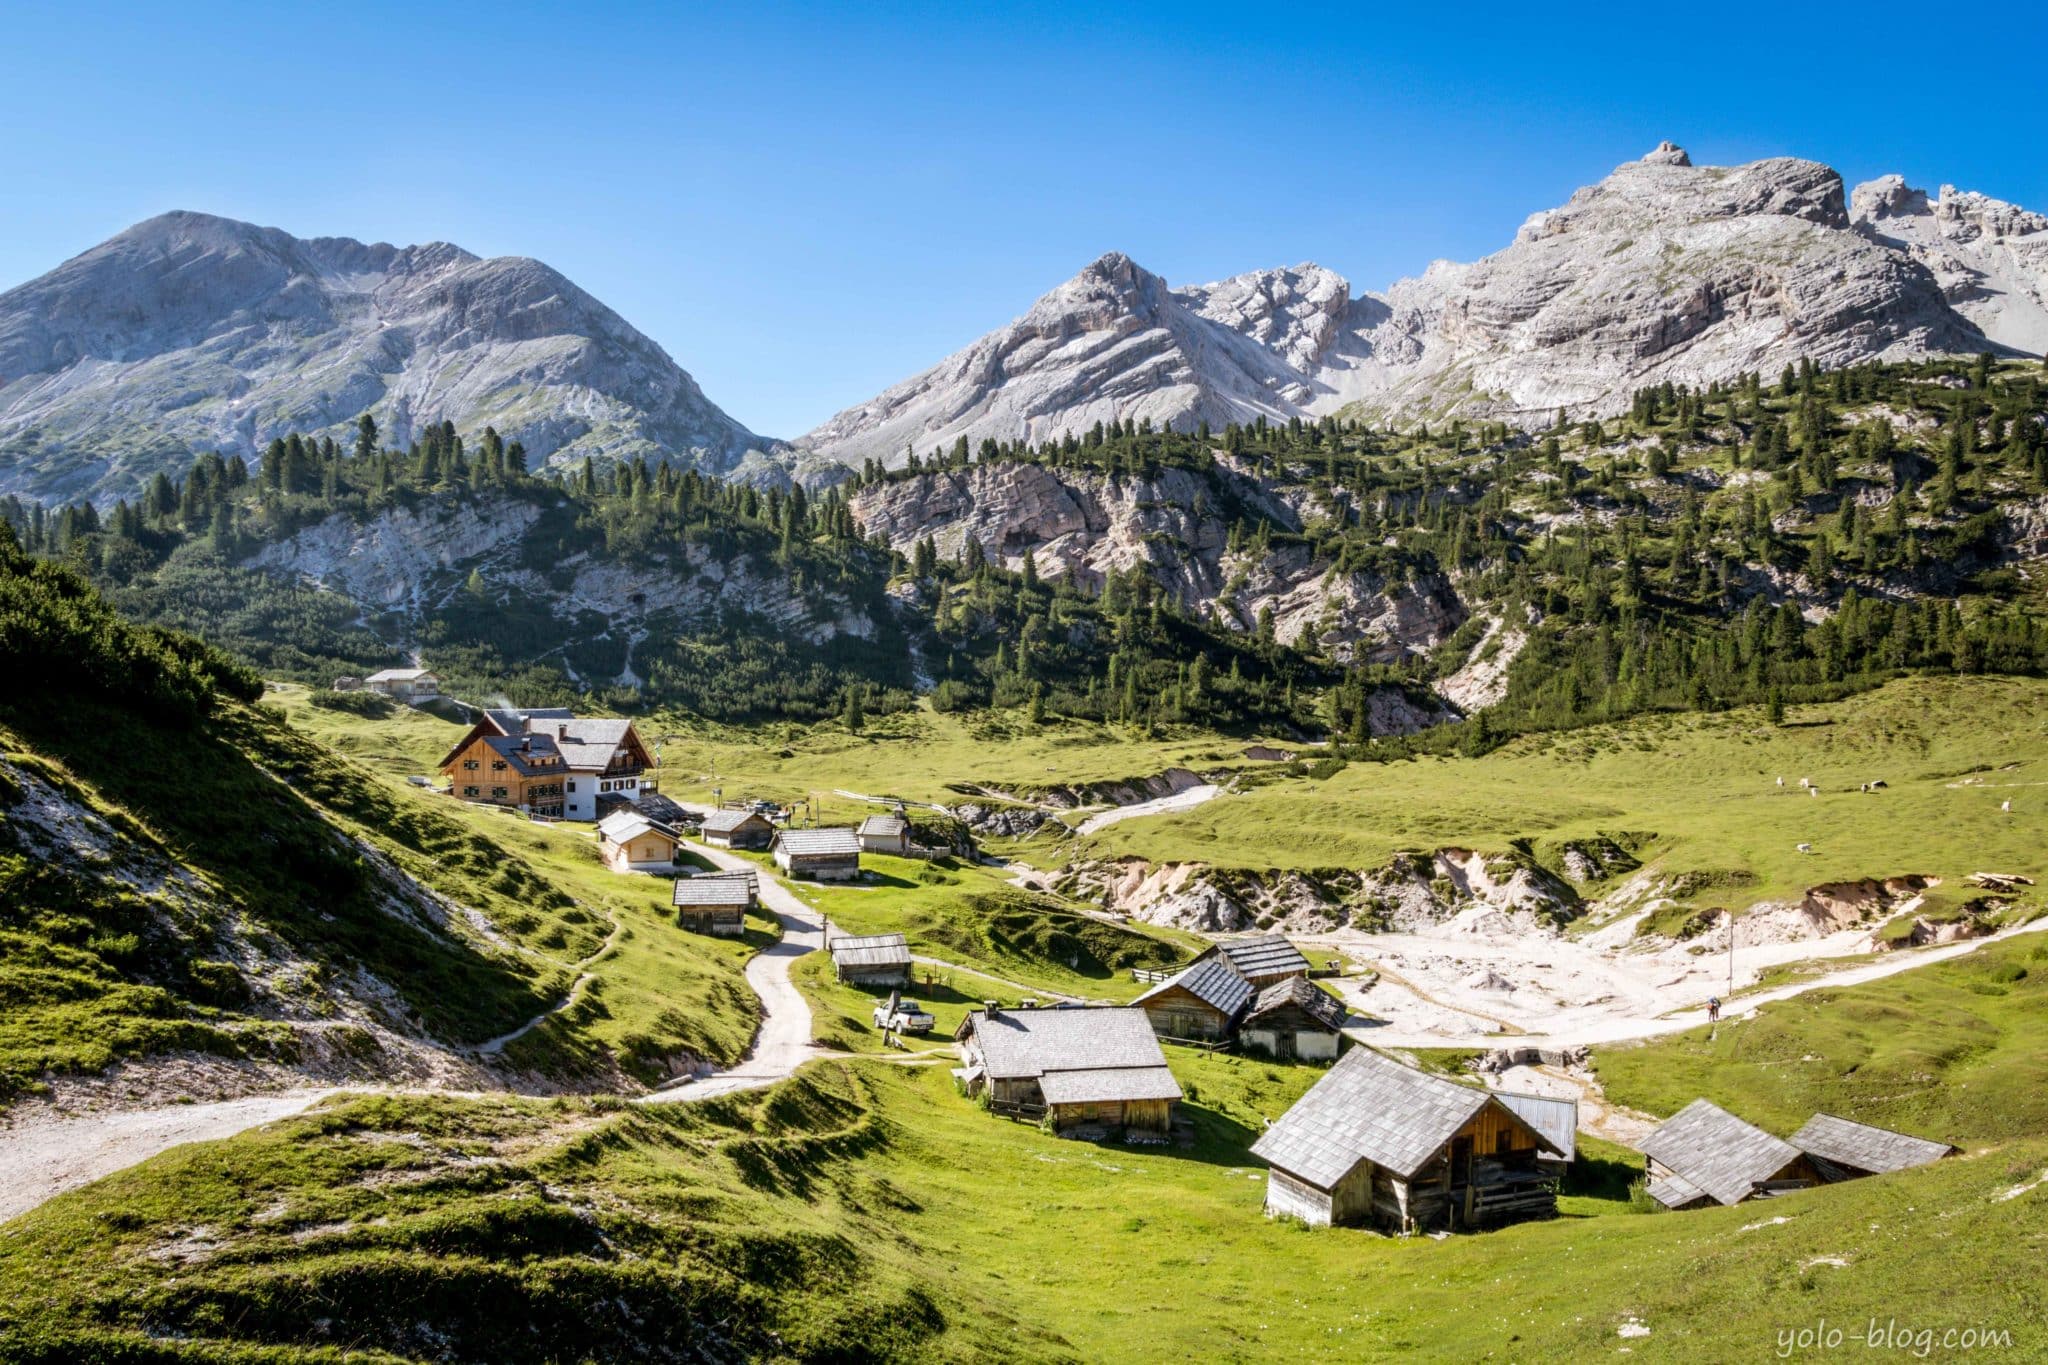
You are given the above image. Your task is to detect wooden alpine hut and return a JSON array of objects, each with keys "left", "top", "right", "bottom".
[{"left": 1251, "top": 1047, "right": 1565, "bottom": 1232}]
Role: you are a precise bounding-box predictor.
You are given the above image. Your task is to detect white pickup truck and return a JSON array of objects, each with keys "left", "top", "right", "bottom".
[{"left": 871, "top": 992, "right": 935, "bottom": 1034}]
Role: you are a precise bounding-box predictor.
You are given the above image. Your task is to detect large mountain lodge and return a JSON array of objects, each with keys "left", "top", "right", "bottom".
[{"left": 437, "top": 708, "right": 654, "bottom": 821}]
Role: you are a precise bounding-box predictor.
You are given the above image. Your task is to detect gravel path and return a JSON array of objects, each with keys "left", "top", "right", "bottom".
[
  {"left": 637, "top": 827, "right": 828, "bottom": 1104},
  {"left": 0, "top": 1090, "right": 341, "bottom": 1225},
  {"left": 1073, "top": 784, "right": 1221, "bottom": 836}
]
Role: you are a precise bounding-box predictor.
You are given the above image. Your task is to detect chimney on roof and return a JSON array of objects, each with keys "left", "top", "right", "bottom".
[{"left": 558, "top": 723, "right": 569, "bottom": 740}]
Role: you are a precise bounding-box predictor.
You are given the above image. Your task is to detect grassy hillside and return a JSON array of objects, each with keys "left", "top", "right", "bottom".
[
  {"left": 0, "top": 533, "right": 763, "bottom": 1105},
  {"left": 2, "top": 1052, "right": 2041, "bottom": 1362},
  {"left": 1598, "top": 930, "right": 2048, "bottom": 1144},
  {"left": 1072, "top": 675, "right": 2048, "bottom": 895}
]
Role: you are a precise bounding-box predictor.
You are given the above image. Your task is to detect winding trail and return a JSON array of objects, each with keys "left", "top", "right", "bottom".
[
  {"left": 637, "top": 838, "right": 828, "bottom": 1103},
  {"left": 477, "top": 908, "right": 624, "bottom": 1056}
]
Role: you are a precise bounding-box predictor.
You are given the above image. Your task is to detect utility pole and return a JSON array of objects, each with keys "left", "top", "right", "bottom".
[{"left": 1727, "top": 909, "right": 1737, "bottom": 996}]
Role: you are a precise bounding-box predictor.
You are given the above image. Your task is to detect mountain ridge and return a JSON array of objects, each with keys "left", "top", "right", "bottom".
[
  {"left": 797, "top": 143, "right": 2039, "bottom": 472},
  {"left": 0, "top": 210, "right": 771, "bottom": 502}
]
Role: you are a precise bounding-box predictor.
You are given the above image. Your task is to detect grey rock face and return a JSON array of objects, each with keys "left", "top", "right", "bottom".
[
  {"left": 1852, "top": 175, "right": 2048, "bottom": 355},
  {"left": 849, "top": 460, "right": 1464, "bottom": 670},
  {"left": 802, "top": 145, "right": 2017, "bottom": 468},
  {"left": 0, "top": 211, "right": 769, "bottom": 502}
]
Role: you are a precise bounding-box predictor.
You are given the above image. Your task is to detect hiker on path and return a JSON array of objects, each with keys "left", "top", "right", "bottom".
[{"left": 1707, "top": 996, "right": 1722, "bottom": 1024}]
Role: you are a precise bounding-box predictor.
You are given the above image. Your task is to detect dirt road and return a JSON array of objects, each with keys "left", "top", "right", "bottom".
[{"left": 638, "top": 836, "right": 827, "bottom": 1103}]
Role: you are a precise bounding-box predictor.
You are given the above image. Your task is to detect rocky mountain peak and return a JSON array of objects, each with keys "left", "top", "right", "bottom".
[
  {"left": 1641, "top": 140, "right": 1692, "bottom": 166},
  {"left": 0, "top": 212, "right": 768, "bottom": 502}
]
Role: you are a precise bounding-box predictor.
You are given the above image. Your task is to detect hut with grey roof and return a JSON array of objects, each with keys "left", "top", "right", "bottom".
[
  {"left": 773, "top": 827, "right": 863, "bottom": 881},
  {"left": 672, "top": 872, "right": 758, "bottom": 937},
  {"left": 954, "top": 1006, "right": 1181, "bottom": 1137},
  {"left": 596, "top": 809, "right": 681, "bottom": 874},
  {"left": 1639, "top": 1099, "right": 1822, "bottom": 1210},
  {"left": 1250, "top": 1047, "right": 1565, "bottom": 1232},
  {"left": 830, "top": 931, "right": 912, "bottom": 987},
  {"left": 1238, "top": 976, "right": 1347, "bottom": 1061},
  {"left": 699, "top": 808, "right": 775, "bottom": 851},
  {"left": 1789, "top": 1114, "right": 1955, "bottom": 1183},
  {"left": 1133, "top": 956, "right": 1254, "bottom": 1043},
  {"left": 856, "top": 813, "right": 911, "bottom": 855},
  {"left": 1211, "top": 935, "right": 1312, "bottom": 988}
]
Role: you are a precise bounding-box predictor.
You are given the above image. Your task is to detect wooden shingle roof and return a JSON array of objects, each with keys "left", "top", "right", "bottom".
[
  {"left": 701, "top": 809, "right": 771, "bottom": 834},
  {"left": 671, "top": 875, "right": 756, "bottom": 909},
  {"left": 775, "top": 828, "right": 862, "bottom": 857},
  {"left": 1251, "top": 1047, "right": 1558, "bottom": 1186},
  {"left": 1788, "top": 1114, "right": 1954, "bottom": 1174},
  {"left": 965, "top": 1007, "right": 1172, "bottom": 1084},
  {"left": 1218, "top": 935, "right": 1311, "bottom": 980},
  {"left": 1038, "top": 1065, "right": 1184, "bottom": 1105},
  {"left": 858, "top": 814, "right": 909, "bottom": 837},
  {"left": 1134, "top": 956, "right": 1253, "bottom": 1018},
  {"left": 1639, "top": 1099, "right": 1803, "bottom": 1207},
  {"left": 831, "top": 932, "right": 910, "bottom": 969},
  {"left": 1242, "top": 976, "right": 1347, "bottom": 1031}
]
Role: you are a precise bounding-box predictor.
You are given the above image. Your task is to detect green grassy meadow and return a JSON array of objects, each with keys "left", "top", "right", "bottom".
[{"left": 3, "top": 1054, "right": 2041, "bottom": 1362}]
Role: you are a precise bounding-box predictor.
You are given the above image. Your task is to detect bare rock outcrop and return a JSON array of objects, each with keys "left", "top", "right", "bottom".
[
  {"left": 851, "top": 460, "right": 1465, "bottom": 673},
  {"left": 1854, "top": 175, "right": 2048, "bottom": 355}
]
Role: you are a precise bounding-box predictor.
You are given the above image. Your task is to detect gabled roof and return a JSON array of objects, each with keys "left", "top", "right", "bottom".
[
  {"left": 672, "top": 875, "right": 756, "bottom": 909},
  {"left": 1639, "top": 1099, "right": 1805, "bottom": 1207},
  {"left": 965, "top": 1007, "right": 1174, "bottom": 1084},
  {"left": 597, "top": 810, "right": 676, "bottom": 845},
  {"left": 547, "top": 718, "right": 642, "bottom": 771},
  {"left": 775, "top": 827, "right": 862, "bottom": 857},
  {"left": 1251, "top": 1047, "right": 1558, "bottom": 1186},
  {"left": 1217, "top": 935, "right": 1312, "bottom": 980},
  {"left": 1788, "top": 1114, "right": 1955, "bottom": 1175},
  {"left": 1243, "top": 975, "right": 1347, "bottom": 1031},
  {"left": 831, "top": 931, "right": 910, "bottom": 969},
  {"left": 440, "top": 725, "right": 568, "bottom": 777},
  {"left": 366, "top": 667, "right": 435, "bottom": 682},
  {"left": 1497, "top": 1092, "right": 1578, "bottom": 1162},
  {"left": 1134, "top": 956, "right": 1253, "bottom": 1019},
  {"left": 858, "top": 814, "right": 909, "bottom": 837},
  {"left": 702, "top": 808, "right": 773, "bottom": 834}
]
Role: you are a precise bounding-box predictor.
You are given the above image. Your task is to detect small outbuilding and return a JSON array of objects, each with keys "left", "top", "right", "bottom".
[
  {"left": 1239, "top": 977, "right": 1347, "bottom": 1061},
  {"left": 773, "top": 827, "right": 862, "bottom": 881},
  {"left": 1213, "top": 935, "right": 1312, "bottom": 989},
  {"left": 831, "top": 931, "right": 912, "bottom": 987},
  {"left": 596, "top": 810, "right": 682, "bottom": 874},
  {"left": 1788, "top": 1113, "right": 1956, "bottom": 1183},
  {"left": 954, "top": 1006, "right": 1181, "bottom": 1138},
  {"left": 671, "top": 872, "right": 757, "bottom": 937},
  {"left": 857, "top": 813, "right": 912, "bottom": 855},
  {"left": 1639, "top": 1099, "right": 1822, "bottom": 1210},
  {"left": 1251, "top": 1047, "right": 1565, "bottom": 1233},
  {"left": 700, "top": 808, "right": 775, "bottom": 851},
  {"left": 1133, "top": 956, "right": 1253, "bottom": 1043}
]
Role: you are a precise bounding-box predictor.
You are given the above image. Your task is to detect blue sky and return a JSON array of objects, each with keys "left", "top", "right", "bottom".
[{"left": 3, "top": 2, "right": 2043, "bottom": 437}]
